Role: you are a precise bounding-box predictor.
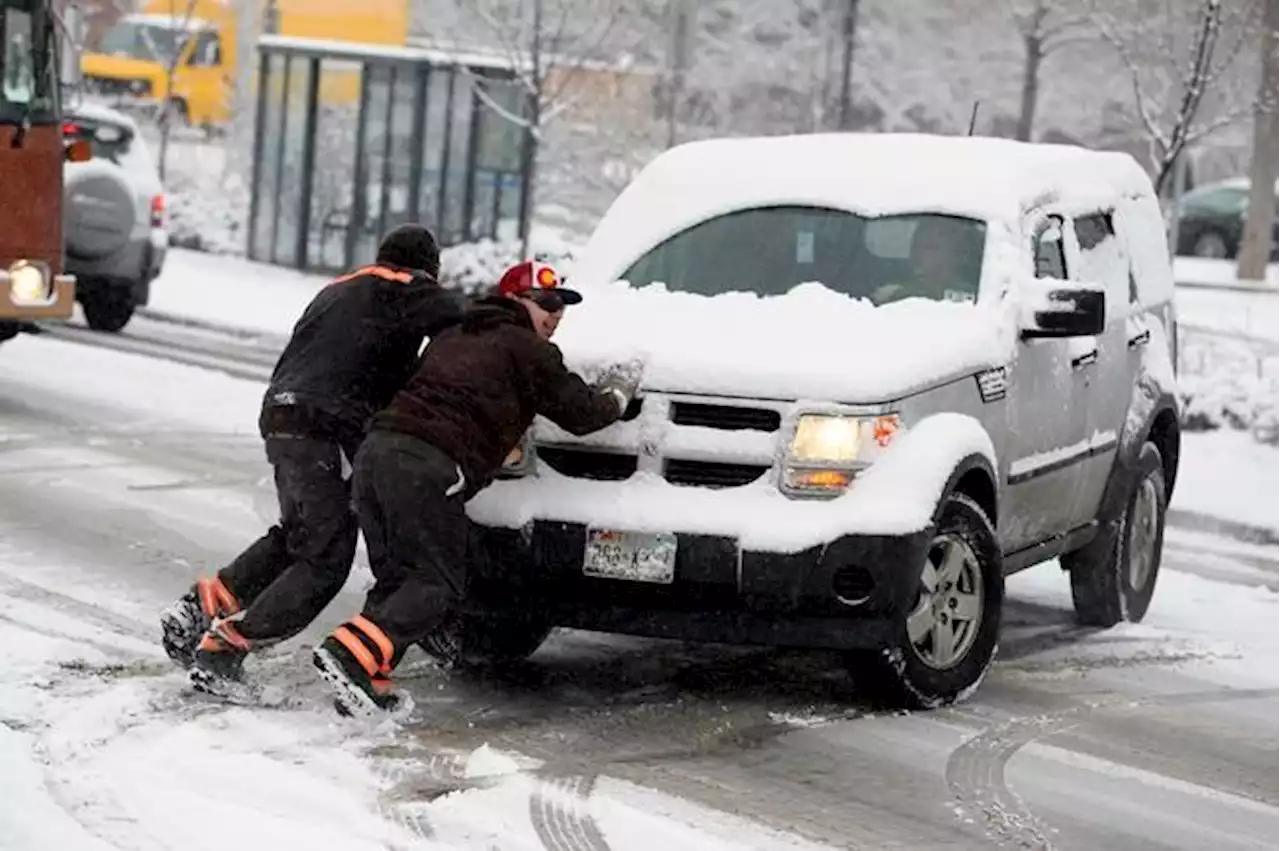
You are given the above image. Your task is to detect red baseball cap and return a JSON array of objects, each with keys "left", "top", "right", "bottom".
[{"left": 496, "top": 260, "right": 582, "bottom": 309}]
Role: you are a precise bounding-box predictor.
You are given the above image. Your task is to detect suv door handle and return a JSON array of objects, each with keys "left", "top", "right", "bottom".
[
  {"left": 1071, "top": 349, "right": 1099, "bottom": 369},
  {"left": 1128, "top": 329, "right": 1152, "bottom": 349}
]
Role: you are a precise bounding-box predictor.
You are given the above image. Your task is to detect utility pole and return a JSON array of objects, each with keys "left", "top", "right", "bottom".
[
  {"left": 1233, "top": 0, "right": 1280, "bottom": 281},
  {"left": 665, "top": 0, "right": 692, "bottom": 148},
  {"left": 837, "top": 0, "right": 859, "bottom": 130}
]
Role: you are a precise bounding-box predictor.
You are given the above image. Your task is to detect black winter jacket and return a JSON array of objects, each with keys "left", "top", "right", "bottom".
[
  {"left": 260, "top": 264, "right": 466, "bottom": 455},
  {"left": 372, "top": 297, "right": 623, "bottom": 497}
]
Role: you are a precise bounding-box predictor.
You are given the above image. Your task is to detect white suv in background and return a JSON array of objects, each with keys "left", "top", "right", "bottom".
[{"left": 62, "top": 101, "right": 168, "bottom": 332}]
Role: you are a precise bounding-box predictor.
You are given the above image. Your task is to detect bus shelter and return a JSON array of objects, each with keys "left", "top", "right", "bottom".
[{"left": 248, "top": 35, "right": 528, "bottom": 272}]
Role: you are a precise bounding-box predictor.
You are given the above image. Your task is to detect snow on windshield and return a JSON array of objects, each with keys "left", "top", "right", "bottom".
[
  {"left": 550, "top": 279, "right": 1015, "bottom": 403},
  {"left": 97, "top": 21, "right": 186, "bottom": 64}
]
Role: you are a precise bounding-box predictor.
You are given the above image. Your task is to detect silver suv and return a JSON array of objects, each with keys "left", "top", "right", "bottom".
[
  {"left": 433, "top": 134, "right": 1182, "bottom": 709},
  {"left": 62, "top": 101, "right": 168, "bottom": 332}
]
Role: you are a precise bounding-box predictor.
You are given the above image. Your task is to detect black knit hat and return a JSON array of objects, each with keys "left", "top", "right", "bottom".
[{"left": 377, "top": 224, "right": 440, "bottom": 278}]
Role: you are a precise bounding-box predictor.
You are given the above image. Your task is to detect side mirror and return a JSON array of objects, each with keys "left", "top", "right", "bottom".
[
  {"left": 64, "top": 138, "right": 92, "bottom": 163},
  {"left": 1020, "top": 284, "right": 1105, "bottom": 339}
]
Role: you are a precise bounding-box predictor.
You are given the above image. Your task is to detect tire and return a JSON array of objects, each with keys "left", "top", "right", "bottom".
[
  {"left": 847, "top": 492, "right": 1003, "bottom": 710},
  {"left": 1064, "top": 441, "right": 1166, "bottom": 627},
  {"left": 418, "top": 610, "right": 551, "bottom": 669},
  {"left": 81, "top": 286, "right": 137, "bottom": 333},
  {"left": 1192, "top": 229, "right": 1231, "bottom": 259}
]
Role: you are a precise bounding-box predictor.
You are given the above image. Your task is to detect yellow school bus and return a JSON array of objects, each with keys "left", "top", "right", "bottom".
[{"left": 80, "top": 0, "right": 406, "bottom": 129}]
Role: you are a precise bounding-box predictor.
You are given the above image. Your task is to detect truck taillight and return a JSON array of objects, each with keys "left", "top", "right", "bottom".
[{"left": 150, "top": 194, "right": 165, "bottom": 228}]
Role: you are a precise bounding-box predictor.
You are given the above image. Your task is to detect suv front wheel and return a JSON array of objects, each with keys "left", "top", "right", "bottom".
[
  {"left": 848, "top": 491, "right": 1003, "bottom": 709},
  {"left": 1063, "top": 441, "right": 1167, "bottom": 626}
]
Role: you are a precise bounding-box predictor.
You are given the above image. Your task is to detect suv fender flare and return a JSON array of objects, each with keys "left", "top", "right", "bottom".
[
  {"left": 1094, "top": 388, "right": 1181, "bottom": 538},
  {"left": 937, "top": 452, "right": 1000, "bottom": 528}
]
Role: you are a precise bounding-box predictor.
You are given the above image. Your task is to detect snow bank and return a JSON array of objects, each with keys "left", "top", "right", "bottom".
[
  {"left": 470, "top": 412, "right": 995, "bottom": 548},
  {"left": 1171, "top": 430, "right": 1279, "bottom": 533},
  {"left": 552, "top": 280, "right": 1014, "bottom": 402}
]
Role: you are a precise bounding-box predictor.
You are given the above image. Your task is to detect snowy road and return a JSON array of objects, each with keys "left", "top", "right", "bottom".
[{"left": 1, "top": 333, "right": 1276, "bottom": 851}]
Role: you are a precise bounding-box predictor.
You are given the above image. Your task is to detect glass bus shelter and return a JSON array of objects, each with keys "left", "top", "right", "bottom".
[{"left": 248, "top": 35, "right": 528, "bottom": 273}]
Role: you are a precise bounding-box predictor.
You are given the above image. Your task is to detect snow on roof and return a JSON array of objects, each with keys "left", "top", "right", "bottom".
[
  {"left": 122, "top": 13, "right": 217, "bottom": 31},
  {"left": 571, "top": 132, "right": 1157, "bottom": 288},
  {"left": 257, "top": 34, "right": 518, "bottom": 72},
  {"left": 65, "top": 99, "right": 143, "bottom": 134}
]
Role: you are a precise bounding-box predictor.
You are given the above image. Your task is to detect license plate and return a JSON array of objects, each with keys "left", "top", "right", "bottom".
[{"left": 583, "top": 529, "right": 677, "bottom": 584}]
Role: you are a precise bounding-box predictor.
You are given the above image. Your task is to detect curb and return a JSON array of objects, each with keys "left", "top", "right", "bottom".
[{"left": 1166, "top": 508, "right": 1279, "bottom": 546}]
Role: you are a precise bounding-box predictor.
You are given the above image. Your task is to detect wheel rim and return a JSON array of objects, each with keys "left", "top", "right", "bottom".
[
  {"left": 1193, "top": 232, "right": 1228, "bottom": 258},
  {"left": 1128, "top": 476, "right": 1161, "bottom": 590},
  {"left": 906, "top": 534, "right": 984, "bottom": 670}
]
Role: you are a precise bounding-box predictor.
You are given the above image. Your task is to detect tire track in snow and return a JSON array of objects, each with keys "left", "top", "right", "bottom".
[
  {"left": 530, "top": 774, "right": 611, "bottom": 851},
  {"left": 945, "top": 687, "right": 1279, "bottom": 849}
]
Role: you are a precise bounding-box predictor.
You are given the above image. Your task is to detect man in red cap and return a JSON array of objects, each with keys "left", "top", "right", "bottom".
[{"left": 312, "top": 259, "right": 643, "bottom": 715}]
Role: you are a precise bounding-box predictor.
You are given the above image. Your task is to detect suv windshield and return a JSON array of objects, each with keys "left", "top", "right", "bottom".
[
  {"left": 620, "top": 206, "right": 987, "bottom": 305},
  {"left": 1, "top": 1, "right": 57, "bottom": 124}
]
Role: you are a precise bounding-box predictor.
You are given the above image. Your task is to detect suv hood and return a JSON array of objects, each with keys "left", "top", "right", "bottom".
[{"left": 554, "top": 282, "right": 1014, "bottom": 404}]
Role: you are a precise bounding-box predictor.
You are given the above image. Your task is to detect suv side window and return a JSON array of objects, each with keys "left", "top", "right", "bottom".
[{"left": 1033, "top": 215, "right": 1068, "bottom": 279}]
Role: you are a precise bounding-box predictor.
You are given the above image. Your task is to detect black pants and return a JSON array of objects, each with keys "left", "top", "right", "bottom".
[
  {"left": 217, "top": 436, "right": 358, "bottom": 643},
  {"left": 352, "top": 430, "right": 470, "bottom": 662}
]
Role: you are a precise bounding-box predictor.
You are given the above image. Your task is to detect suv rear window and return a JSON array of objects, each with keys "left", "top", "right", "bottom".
[{"left": 620, "top": 206, "right": 986, "bottom": 304}]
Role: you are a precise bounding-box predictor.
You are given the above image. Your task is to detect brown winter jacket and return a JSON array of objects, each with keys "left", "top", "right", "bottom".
[{"left": 371, "top": 296, "right": 624, "bottom": 497}]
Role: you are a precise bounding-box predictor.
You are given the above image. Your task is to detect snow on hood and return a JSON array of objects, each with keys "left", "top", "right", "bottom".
[{"left": 554, "top": 280, "right": 1014, "bottom": 403}]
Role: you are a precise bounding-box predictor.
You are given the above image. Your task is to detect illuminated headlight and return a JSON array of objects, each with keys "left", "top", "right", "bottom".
[
  {"left": 782, "top": 413, "right": 903, "bottom": 496},
  {"left": 497, "top": 430, "right": 535, "bottom": 479},
  {"left": 7, "top": 260, "right": 53, "bottom": 305}
]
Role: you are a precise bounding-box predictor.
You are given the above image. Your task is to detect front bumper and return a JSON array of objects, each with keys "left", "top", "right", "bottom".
[
  {"left": 0, "top": 270, "right": 75, "bottom": 320},
  {"left": 469, "top": 520, "right": 933, "bottom": 652}
]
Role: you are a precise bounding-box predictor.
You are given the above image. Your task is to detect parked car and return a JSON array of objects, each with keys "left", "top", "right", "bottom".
[
  {"left": 422, "top": 133, "right": 1184, "bottom": 710},
  {"left": 62, "top": 101, "right": 168, "bottom": 332},
  {"left": 1173, "top": 177, "right": 1279, "bottom": 260}
]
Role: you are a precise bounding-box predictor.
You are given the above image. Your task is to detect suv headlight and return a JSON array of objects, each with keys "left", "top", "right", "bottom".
[
  {"left": 781, "top": 413, "right": 902, "bottom": 497},
  {"left": 7, "top": 260, "right": 53, "bottom": 305}
]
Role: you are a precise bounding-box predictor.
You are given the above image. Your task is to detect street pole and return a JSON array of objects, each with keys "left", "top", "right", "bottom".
[
  {"left": 837, "top": 0, "right": 859, "bottom": 130},
  {"left": 1236, "top": 0, "right": 1279, "bottom": 282},
  {"left": 666, "top": 0, "right": 691, "bottom": 148}
]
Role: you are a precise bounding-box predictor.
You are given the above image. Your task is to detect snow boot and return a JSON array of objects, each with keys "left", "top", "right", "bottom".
[
  {"left": 312, "top": 618, "right": 405, "bottom": 717},
  {"left": 188, "top": 616, "right": 254, "bottom": 702},
  {"left": 160, "top": 576, "right": 240, "bottom": 669}
]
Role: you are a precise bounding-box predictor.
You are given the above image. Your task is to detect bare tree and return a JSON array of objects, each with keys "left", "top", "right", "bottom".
[
  {"left": 1236, "top": 0, "right": 1277, "bottom": 281},
  {"left": 1003, "top": 0, "right": 1091, "bottom": 141},
  {"left": 1090, "top": 0, "right": 1263, "bottom": 196},
  {"left": 155, "top": 0, "right": 198, "bottom": 183},
  {"left": 439, "top": 0, "right": 639, "bottom": 256}
]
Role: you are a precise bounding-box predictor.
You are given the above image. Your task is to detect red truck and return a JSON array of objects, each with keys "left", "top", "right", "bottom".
[{"left": 1, "top": 0, "right": 90, "bottom": 344}]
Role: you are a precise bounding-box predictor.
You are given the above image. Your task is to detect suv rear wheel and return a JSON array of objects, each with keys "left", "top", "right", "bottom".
[
  {"left": 81, "top": 285, "right": 136, "bottom": 333},
  {"left": 1064, "top": 441, "right": 1166, "bottom": 626},
  {"left": 848, "top": 492, "right": 1003, "bottom": 709}
]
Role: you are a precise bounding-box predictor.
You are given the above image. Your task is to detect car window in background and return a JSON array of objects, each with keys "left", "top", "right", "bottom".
[
  {"left": 1182, "top": 186, "right": 1249, "bottom": 215},
  {"left": 63, "top": 118, "right": 133, "bottom": 164},
  {"left": 619, "top": 206, "right": 986, "bottom": 304}
]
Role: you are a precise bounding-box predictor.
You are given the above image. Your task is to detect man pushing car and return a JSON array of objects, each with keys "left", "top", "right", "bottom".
[{"left": 312, "top": 260, "right": 644, "bottom": 715}]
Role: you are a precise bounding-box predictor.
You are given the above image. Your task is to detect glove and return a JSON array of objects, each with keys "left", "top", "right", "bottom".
[{"left": 596, "top": 357, "right": 645, "bottom": 415}]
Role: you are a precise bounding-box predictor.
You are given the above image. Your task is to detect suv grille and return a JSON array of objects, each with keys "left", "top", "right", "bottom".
[
  {"left": 664, "top": 459, "right": 769, "bottom": 488},
  {"left": 537, "top": 447, "right": 636, "bottom": 481},
  {"left": 669, "top": 402, "right": 780, "bottom": 432}
]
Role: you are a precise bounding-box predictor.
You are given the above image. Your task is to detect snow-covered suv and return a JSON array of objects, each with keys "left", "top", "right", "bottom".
[{"left": 440, "top": 133, "right": 1182, "bottom": 709}]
